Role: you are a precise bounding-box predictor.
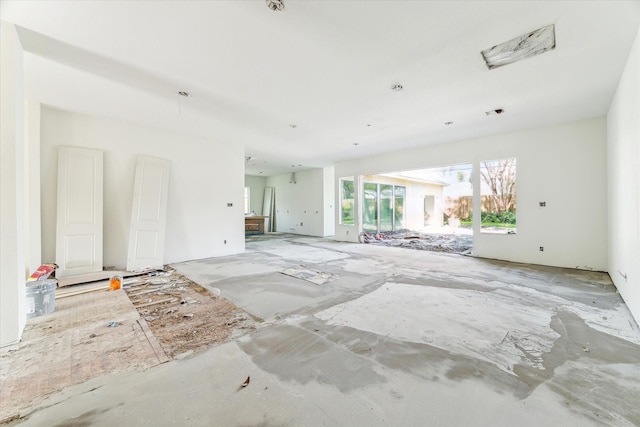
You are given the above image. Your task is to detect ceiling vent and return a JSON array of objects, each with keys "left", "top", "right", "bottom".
[
  {"left": 266, "top": 0, "right": 284, "bottom": 11},
  {"left": 481, "top": 25, "right": 556, "bottom": 70}
]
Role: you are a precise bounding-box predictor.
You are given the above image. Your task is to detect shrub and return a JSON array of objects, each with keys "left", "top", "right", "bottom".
[{"left": 480, "top": 211, "right": 516, "bottom": 225}]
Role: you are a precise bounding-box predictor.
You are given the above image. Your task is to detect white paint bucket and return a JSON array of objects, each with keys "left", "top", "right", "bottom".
[{"left": 26, "top": 279, "right": 57, "bottom": 318}]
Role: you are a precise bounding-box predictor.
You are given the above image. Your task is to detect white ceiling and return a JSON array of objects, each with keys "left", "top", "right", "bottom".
[{"left": 2, "top": 1, "right": 639, "bottom": 176}]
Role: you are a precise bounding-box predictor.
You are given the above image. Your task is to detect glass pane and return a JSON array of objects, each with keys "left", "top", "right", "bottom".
[
  {"left": 379, "top": 184, "right": 393, "bottom": 232},
  {"left": 480, "top": 158, "right": 517, "bottom": 234},
  {"left": 363, "top": 183, "right": 378, "bottom": 232},
  {"left": 394, "top": 186, "right": 405, "bottom": 230},
  {"left": 340, "top": 180, "right": 354, "bottom": 225}
]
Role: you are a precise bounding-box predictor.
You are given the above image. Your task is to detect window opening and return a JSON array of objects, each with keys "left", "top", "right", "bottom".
[{"left": 480, "top": 158, "right": 517, "bottom": 234}]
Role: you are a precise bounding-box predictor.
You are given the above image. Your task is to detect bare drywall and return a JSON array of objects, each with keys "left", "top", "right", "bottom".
[
  {"left": 322, "top": 166, "right": 335, "bottom": 236},
  {"left": 245, "top": 175, "right": 266, "bottom": 215},
  {"left": 0, "top": 22, "right": 26, "bottom": 347},
  {"left": 266, "top": 167, "right": 334, "bottom": 237},
  {"left": 607, "top": 24, "right": 640, "bottom": 325},
  {"left": 40, "top": 108, "right": 245, "bottom": 268},
  {"left": 24, "top": 100, "right": 41, "bottom": 275},
  {"left": 335, "top": 118, "right": 608, "bottom": 272}
]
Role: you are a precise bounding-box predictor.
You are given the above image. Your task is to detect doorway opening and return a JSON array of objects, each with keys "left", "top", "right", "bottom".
[
  {"left": 358, "top": 164, "right": 474, "bottom": 254},
  {"left": 362, "top": 182, "right": 406, "bottom": 233}
]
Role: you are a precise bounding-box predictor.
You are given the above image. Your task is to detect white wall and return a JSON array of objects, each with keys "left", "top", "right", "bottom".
[
  {"left": 323, "top": 166, "right": 335, "bottom": 237},
  {"left": 41, "top": 108, "right": 245, "bottom": 268},
  {"left": 336, "top": 118, "right": 608, "bottom": 271},
  {"left": 0, "top": 22, "right": 27, "bottom": 347},
  {"left": 607, "top": 25, "right": 640, "bottom": 325},
  {"left": 245, "top": 175, "right": 266, "bottom": 215},
  {"left": 266, "top": 167, "right": 334, "bottom": 237},
  {"left": 24, "top": 100, "right": 42, "bottom": 274}
]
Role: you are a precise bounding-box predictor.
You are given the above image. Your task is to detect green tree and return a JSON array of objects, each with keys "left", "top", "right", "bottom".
[{"left": 480, "top": 158, "right": 516, "bottom": 214}]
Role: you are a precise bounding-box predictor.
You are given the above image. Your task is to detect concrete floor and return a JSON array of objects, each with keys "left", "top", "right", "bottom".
[{"left": 14, "top": 236, "right": 640, "bottom": 426}]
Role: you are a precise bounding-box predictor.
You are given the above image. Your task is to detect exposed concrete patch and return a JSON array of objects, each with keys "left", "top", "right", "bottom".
[
  {"left": 315, "top": 282, "right": 640, "bottom": 379},
  {"left": 175, "top": 256, "right": 282, "bottom": 285},
  {"left": 253, "top": 239, "right": 350, "bottom": 263},
  {"left": 238, "top": 323, "right": 386, "bottom": 392},
  {"left": 544, "top": 360, "right": 640, "bottom": 425},
  {"left": 315, "top": 283, "right": 560, "bottom": 373},
  {"left": 296, "top": 317, "right": 533, "bottom": 399},
  {"left": 12, "top": 237, "right": 640, "bottom": 426},
  {"left": 280, "top": 265, "right": 338, "bottom": 285}
]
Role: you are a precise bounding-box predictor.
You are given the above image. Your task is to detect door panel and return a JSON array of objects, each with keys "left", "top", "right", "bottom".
[
  {"left": 55, "top": 147, "right": 103, "bottom": 277},
  {"left": 127, "top": 156, "right": 170, "bottom": 272}
]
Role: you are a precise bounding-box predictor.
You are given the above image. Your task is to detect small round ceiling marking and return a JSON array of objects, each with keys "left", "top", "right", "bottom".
[
  {"left": 391, "top": 83, "right": 403, "bottom": 92},
  {"left": 289, "top": 124, "right": 298, "bottom": 128}
]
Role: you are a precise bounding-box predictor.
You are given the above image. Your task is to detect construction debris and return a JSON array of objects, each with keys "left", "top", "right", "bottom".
[
  {"left": 360, "top": 229, "right": 473, "bottom": 255},
  {"left": 124, "top": 267, "right": 256, "bottom": 357}
]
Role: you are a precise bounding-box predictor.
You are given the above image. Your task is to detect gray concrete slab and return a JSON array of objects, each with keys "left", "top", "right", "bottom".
[{"left": 12, "top": 237, "right": 640, "bottom": 426}]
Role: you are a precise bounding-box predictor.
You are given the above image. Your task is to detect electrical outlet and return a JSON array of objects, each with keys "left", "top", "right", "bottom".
[{"left": 539, "top": 246, "right": 544, "bottom": 252}]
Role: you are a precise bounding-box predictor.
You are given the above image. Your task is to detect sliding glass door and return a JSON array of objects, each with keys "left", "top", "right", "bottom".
[
  {"left": 363, "top": 183, "right": 378, "bottom": 232},
  {"left": 362, "top": 182, "right": 405, "bottom": 233}
]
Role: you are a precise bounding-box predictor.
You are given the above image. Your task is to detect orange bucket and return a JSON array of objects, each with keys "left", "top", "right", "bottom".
[{"left": 109, "top": 275, "right": 122, "bottom": 290}]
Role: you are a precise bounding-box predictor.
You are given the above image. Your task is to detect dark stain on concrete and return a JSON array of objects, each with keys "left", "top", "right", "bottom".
[
  {"left": 239, "top": 324, "right": 386, "bottom": 392},
  {"left": 244, "top": 310, "right": 640, "bottom": 417}
]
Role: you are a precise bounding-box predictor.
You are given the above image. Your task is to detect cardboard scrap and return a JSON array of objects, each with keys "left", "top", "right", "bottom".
[{"left": 27, "top": 263, "right": 58, "bottom": 282}]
